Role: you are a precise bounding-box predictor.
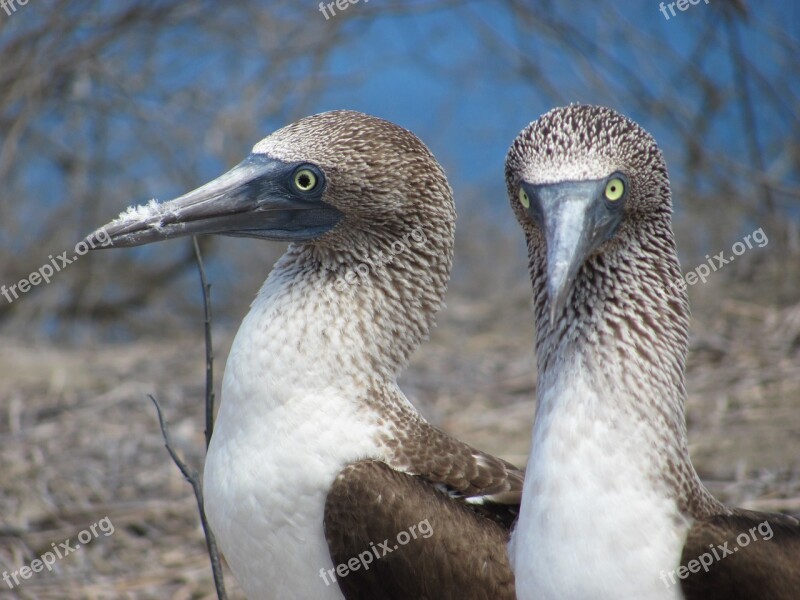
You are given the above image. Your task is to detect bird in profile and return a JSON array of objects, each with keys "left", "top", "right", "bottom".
[
  {"left": 504, "top": 104, "right": 800, "bottom": 600},
  {"left": 85, "top": 110, "right": 522, "bottom": 599}
]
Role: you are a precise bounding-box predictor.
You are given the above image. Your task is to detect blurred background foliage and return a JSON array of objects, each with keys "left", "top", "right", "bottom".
[{"left": 0, "top": 0, "right": 797, "bottom": 335}]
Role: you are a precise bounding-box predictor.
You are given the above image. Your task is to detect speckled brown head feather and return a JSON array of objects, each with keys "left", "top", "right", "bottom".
[{"left": 505, "top": 104, "right": 800, "bottom": 600}]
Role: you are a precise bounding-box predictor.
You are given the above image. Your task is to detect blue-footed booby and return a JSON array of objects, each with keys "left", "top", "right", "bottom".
[
  {"left": 85, "top": 110, "right": 522, "bottom": 599},
  {"left": 504, "top": 104, "right": 800, "bottom": 600}
]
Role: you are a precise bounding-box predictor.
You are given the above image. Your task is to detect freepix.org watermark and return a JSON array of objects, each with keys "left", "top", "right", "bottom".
[
  {"left": 659, "top": 0, "right": 710, "bottom": 21},
  {"left": 2, "top": 516, "right": 115, "bottom": 590},
  {"left": 1, "top": 227, "right": 112, "bottom": 304},
  {"left": 319, "top": 518, "right": 434, "bottom": 586},
  {"left": 659, "top": 520, "right": 773, "bottom": 587},
  {"left": 318, "top": 0, "right": 368, "bottom": 21},
  {"left": 0, "top": 0, "right": 30, "bottom": 17},
  {"left": 670, "top": 227, "right": 767, "bottom": 292},
  {"left": 333, "top": 226, "right": 426, "bottom": 291}
]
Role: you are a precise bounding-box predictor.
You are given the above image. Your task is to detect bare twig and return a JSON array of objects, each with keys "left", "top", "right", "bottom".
[
  {"left": 148, "top": 394, "right": 228, "bottom": 600},
  {"left": 145, "top": 238, "right": 225, "bottom": 600},
  {"left": 193, "top": 236, "right": 215, "bottom": 450}
]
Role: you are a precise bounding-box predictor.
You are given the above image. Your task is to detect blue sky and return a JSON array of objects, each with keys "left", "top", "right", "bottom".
[{"left": 308, "top": 1, "right": 798, "bottom": 207}]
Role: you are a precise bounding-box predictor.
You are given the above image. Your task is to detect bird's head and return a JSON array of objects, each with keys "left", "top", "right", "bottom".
[
  {"left": 84, "top": 110, "right": 455, "bottom": 264},
  {"left": 505, "top": 104, "right": 673, "bottom": 323}
]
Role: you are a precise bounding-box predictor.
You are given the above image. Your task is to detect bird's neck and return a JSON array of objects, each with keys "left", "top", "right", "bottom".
[
  {"left": 529, "top": 224, "right": 717, "bottom": 514},
  {"left": 513, "top": 226, "right": 725, "bottom": 598},
  {"left": 226, "top": 227, "right": 452, "bottom": 413},
  {"left": 204, "top": 229, "right": 452, "bottom": 600}
]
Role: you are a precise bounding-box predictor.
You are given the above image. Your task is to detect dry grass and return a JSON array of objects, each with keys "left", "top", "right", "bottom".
[{"left": 1, "top": 271, "right": 799, "bottom": 598}]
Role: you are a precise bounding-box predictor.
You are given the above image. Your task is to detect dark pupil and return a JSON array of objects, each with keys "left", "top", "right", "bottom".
[{"left": 298, "top": 173, "right": 311, "bottom": 188}]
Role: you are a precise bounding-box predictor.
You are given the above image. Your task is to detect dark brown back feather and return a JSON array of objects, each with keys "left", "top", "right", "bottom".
[
  {"left": 324, "top": 460, "right": 517, "bottom": 600},
  {"left": 680, "top": 510, "right": 800, "bottom": 600}
]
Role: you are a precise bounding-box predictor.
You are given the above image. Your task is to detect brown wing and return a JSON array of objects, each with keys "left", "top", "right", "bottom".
[
  {"left": 383, "top": 419, "right": 524, "bottom": 528},
  {"left": 324, "top": 459, "right": 518, "bottom": 600},
  {"left": 680, "top": 509, "right": 800, "bottom": 600}
]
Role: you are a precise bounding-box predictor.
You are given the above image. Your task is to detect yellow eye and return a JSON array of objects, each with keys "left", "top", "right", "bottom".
[
  {"left": 519, "top": 188, "right": 530, "bottom": 209},
  {"left": 294, "top": 168, "right": 318, "bottom": 192},
  {"left": 604, "top": 177, "right": 625, "bottom": 202}
]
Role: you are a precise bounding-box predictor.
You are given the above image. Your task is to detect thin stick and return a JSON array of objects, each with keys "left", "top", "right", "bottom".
[
  {"left": 149, "top": 394, "right": 228, "bottom": 600},
  {"left": 146, "top": 237, "right": 227, "bottom": 599},
  {"left": 193, "top": 236, "right": 215, "bottom": 450}
]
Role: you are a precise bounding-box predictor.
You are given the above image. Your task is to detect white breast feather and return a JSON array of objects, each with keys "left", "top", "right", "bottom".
[
  {"left": 203, "top": 269, "right": 390, "bottom": 600},
  {"left": 511, "top": 357, "right": 689, "bottom": 600}
]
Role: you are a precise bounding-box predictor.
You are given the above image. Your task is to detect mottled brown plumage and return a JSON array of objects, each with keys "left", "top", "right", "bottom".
[{"left": 505, "top": 104, "right": 800, "bottom": 599}]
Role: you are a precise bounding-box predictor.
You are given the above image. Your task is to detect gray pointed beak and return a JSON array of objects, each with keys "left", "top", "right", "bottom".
[
  {"left": 83, "top": 154, "right": 343, "bottom": 249},
  {"left": 521, "top": 179, "right": 625, "bottom": 323}
]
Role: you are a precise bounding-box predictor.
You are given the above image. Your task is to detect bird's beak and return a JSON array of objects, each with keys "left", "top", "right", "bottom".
[
  {"left": 83, "top": 154, "right": 343, "bottom": 248},
  {"left": 521, "top": 179, "right": 624, "bottom": 323}
]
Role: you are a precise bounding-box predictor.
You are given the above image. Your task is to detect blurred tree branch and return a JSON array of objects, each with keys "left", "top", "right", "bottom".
[
  {"left": 0, "top": 0, "right": 797, "bottom": 336},
  {"left": 0, "top": 0, "right": 348, "bottom": 332},
  {"left": 466, "top": 0, "right": 799, "bottom": 256}
]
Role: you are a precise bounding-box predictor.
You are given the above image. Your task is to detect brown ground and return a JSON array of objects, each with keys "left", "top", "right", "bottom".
[{"left": 1, "top": 272, "right": 799, "bottom": 599}]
